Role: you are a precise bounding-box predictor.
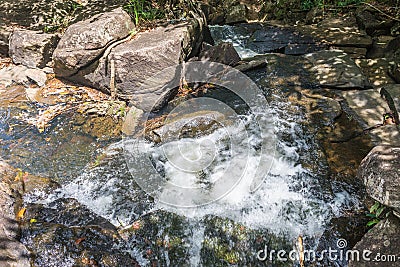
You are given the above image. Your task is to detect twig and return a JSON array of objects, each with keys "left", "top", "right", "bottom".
[{"left": 110, "top": 59, "right": 116, "bottom": 100}]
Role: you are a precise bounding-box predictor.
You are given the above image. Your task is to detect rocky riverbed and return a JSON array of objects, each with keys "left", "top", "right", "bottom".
[{"left": 0, "top": 1, "right": 399, "bottom": 266}]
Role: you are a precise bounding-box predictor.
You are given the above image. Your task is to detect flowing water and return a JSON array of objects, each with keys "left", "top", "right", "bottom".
[{"left": 2, "top": 25, "right": 367, "bottom": 266}]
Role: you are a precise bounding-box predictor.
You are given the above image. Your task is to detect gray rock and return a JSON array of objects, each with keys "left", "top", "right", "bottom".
[
  {"left": 355, "top": 8, "right": 395, "bottom": 36},
  {"left": 235, "top": 56, "right": 268, "bottom": 72},
  {"left": 0, "top": 25, "right": 12, "bottom": 56},
  {"left": 0, "top": 0, "right": 128, "bottom": 31},
  {"left": 199, "top": 42, "right": 241, "bottom": 66},
  {"left": 0, "top": 161, "right": 30, "bottom": 267},
  {"left": 225, "top": 4, "right": 247, "bottom": 24},
  {"left": 348, "top": 215, "right": 400, "bottom": 267},
  {"left": 339, "top": 89, "right": 389, "bottom": 126},
  {"left": 305, "top": 50, "right": 372, "bottom": 89},
  {"left": 0, "top": 65, "right": 47, "bottom": 87},
  {"left": 359, "top": 146, "right": 400, "bottom": 211},
  {"left": 69, "top": 18, "right": 203, "bottom": 111},
  {"left": 355, "top": 58, "right": 396, "bottom": 87},
  {"left": 298, "top": 18, "right": 373, "bottom": 48},
  {"left": 121, "top": 105, "right": 144, "bottom": 136},
  {"left": 339, "top": 88, "right": 400, "bottom": 146},
  {"left": 146, "top": 110, "right": 226, "bottom": 143},
  {"left": 382, "top": 84, "right": 400, "bottom": 117},
  {"left": 9, "top": 29, "right": 59, "bottom": 68},
  {"left": 53, "top": 7, "right": 134, "bottom": 77}
]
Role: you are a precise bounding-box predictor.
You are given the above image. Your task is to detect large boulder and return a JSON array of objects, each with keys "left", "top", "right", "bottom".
[
  {"left": 358, "top": 146, "right": 400, "bottom": 212},
  {"left": 305, "top": 50, "right": 372, "bottom": 89},
  {"left": 355, "top": 8, "right": 395, "bottom": 36},
  {"left": 68, "top": 18, "right": 204, "bottom": 111},
  {"left": 53, "top": 7, "right": 134, "bottom": 77},
  {"left": 348, "top": 215, "right": 400, "bottom": 267},
  {"left": 9, "top": 29, "right": 59, "bottom": 68}
]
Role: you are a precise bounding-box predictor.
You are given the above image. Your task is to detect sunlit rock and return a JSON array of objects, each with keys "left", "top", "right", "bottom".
[
  {"left": 359, "top": 146, "right": 400, "bottom": 211},
  {"left": 305, "top": 50, "right": 372, "bottom": 89},
  {"left": 53, "top": 7, "right": 134, "bottom": 77}
]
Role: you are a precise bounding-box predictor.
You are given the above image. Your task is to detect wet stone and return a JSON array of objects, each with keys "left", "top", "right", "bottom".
[{"left": 22, "top": 223, "right": 138, "bottom": 267}]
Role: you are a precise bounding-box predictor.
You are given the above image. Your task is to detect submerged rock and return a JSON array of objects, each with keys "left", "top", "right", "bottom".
[
  {"left": 359, "top": 146, "right": 400, "bottom": 212},
  {"left": 201, "top": 215, "right": 293, "bottom": 266},
  {"left": 53, "top": 7, "right": 134, "bottom": 77},
  {"left": 146, "top": 110, "right": 227, "bottom": 143},
  {"left": 22, "top": 197, "right": 139, "bottom": 266},
  {"left": 9, "top": 29, "right": 59, "bottom": 68}
]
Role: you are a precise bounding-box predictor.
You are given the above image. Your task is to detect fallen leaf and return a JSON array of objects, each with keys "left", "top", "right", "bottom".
[
  {"left": 30, "top": 218, "right": 37, "bottom": 223},
  {"left": 17, "top": 207, "right": 26, "bottom": 219},
  {"left": 75, "top": 237, "right": 86, "bottom": 245}
]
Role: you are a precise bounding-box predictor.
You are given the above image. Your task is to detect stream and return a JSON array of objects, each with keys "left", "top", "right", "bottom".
[{"left": 1, "top": 25, "right": 368, "bottom": 267}]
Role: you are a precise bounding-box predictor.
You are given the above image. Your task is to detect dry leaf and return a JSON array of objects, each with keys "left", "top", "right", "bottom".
[
  {"left": 17, "top": 207, "right": 26, "bottom": 219},
  {"left": 75, "top": 237, "right": 86, "bottom": 245}
]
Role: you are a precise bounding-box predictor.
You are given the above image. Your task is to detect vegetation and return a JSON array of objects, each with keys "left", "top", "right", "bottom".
[
  {"left": 124, "top": 0, "right": 164, "bottom": 26},
  {"left": 366, "top": 201, "right": 391, "bottom": 228}
]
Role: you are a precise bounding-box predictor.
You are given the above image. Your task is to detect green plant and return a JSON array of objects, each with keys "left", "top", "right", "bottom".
[
  {"left": 366, "top": 201, "right": 390, "bottom": 227},
  {"left": 124, "top": 0, "right": 164, "bottom": 26}
]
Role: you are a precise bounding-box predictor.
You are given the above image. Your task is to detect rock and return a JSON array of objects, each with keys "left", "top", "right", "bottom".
[
  {"left": 53, "top": 7, "right": 134, "bottom": 77},
  {"left": 146, "top": 110, "right": 226, "bottom": 143},
  {"left": 355, "top": 58, "right": 396, "bottom": 86},
  {"left": 0, "top": 161, "right": 30, "bottom": 267},
  {"left": 391, "top": 22, "right": 400, "bottom": 36},
  {"left": 199, "top": 42, "right": 241, "bottom": 66},
  {"left": 382, "top": 84, "right": 400, "bottom": 116},
  {"left": 348, "top": 215, "right": 400, "bottom": 267},
  {"left": 121, "top": 105, "right": 144, "bottom": 136},
  {"left": 22, "top": 223, "right": 137, "bottom": 266},
  {"left": 298, "top": 18, "right": 373, "bottom": 48},
  {"left": 0, "top": 25, "right": 12, "bottom": 56},
  {"left": 21, "top": 196, "right": 139, "bottom": 266},
  {"left": 305, "top": 50, "right": 372, "bottom": 89},
  {"left": 389, "top": 62, "right": 400, "bottom": 83},
  {"left": 9, "top": 29, "right": 59, "bottom": 68},
  {"left": 359, "top": 146, "right": 400, "bottom": 211},
  {"left": 225, "top": 4, "right": 247, "bottom": 24},
  {"left": 316, "top": 215, "right": 369, "bottom": 267},
  {"left": 339, "top": 88, "right": 400, "bottom": 146},
  {"left": 355, "top": 8, "right": 395, "bottom": 36},
  {"left": 367, "top": 36, "right": 396, "bottom": 59},
  {"left": 249, "top": 25, "right": 324, "bottom": 55},
  {"left": 0, "top": 65, "right": 47, "bottom": 87},
  {"left": 339, "top": 89, "right": 390, "bottom": 126},
  {"left": 0, "top": 0, "right": 129, "bottom": 31},
  {"left": 335, "top": 47, "right": 367, "bottom": 59},
  {"left": 235, "top": 56, "right": 268, "bottom": 72},
  {"left": 69, "top": 18, "right": 203, "bottom": 111}
]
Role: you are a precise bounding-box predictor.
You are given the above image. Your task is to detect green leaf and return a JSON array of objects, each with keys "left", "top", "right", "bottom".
[
  {"left": 370, "top": 202, "right": 380, "bottom": 213},
  {"left": 366, "top": 219, "right": 380, "bottom": 227},
  {"left": 366, "top": 213, "right": 377, "bottom": 218},
  {"left": 376, "top": 206, "right": 385, "bottom": 217}
]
